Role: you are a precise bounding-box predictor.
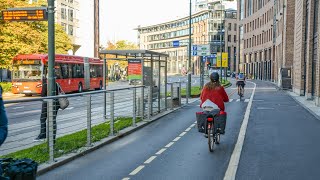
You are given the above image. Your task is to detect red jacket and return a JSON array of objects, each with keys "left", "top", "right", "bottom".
[{"left": 200, "top": 86, "right": 229, "bottom": 111}]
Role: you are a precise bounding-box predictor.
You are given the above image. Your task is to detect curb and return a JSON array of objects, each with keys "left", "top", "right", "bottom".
[
  {"left": 285, "top": 91, "right": 320, "bottom": 121},
  {"left": 37, "top": 99, "right": 199, "bottom": 176}
]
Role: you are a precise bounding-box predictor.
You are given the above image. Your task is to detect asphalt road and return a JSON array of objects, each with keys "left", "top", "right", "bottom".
[{"left": 38, "top": 79, "right": 253, "bottom": 180}]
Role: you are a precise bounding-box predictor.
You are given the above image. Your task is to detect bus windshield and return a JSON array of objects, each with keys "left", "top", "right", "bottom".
[{"left": 12, "top": 64, "right": 42, "bottom": 81}]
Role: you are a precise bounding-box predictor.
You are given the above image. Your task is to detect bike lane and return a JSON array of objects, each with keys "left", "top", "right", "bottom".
[
  {"left": 236, "top": 81, "right": 320, "bottom": 180},
  {"left": 38, "top": 82, "right": 254, "bottom": 180}
]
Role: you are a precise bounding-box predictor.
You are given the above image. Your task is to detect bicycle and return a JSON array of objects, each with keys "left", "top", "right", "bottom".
[
  {"left": 238, "top": 85, "right": 244, "bottom": 99},
  {"left": 202, "top": 105, "right": 221, "bottom": 152},
  {"left": 207, "top": 115, "right": 220, "bottom": 152}
]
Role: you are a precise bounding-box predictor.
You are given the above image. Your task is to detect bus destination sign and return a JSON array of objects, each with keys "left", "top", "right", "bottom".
[{"left": 1, "top": 7, "right": 48, "bottom": 21}]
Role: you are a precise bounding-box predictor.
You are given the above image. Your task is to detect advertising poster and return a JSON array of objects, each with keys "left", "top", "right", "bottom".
[{"left": 128, "top": 59, "right": 142, "bottom": 81}]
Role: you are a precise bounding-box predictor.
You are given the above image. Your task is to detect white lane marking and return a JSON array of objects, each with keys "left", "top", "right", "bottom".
[
  {"left": 129, "top": 165, "right": 145, "bottom": 176},
  {"left": 12, "top": 106, "right": 24, "bottom": 110},
  {"left": 229, "top": 99, "right": 234, "bottom": 102},
  {"left": 165, "top": 142, "right": 175, "bottom": 148},
  {"left": 179, "top": 132, "right": 187, "bottom": 137},
  {"left": 185, "top": 127, "right": 191, "bottom": 132},
  {"left": 190, "top": 124, "right": 196, "bottom": 128},
  {"left": 66, "top": 107, "right": 74, "bottom": 110},
  {"left": 236, "top": 99, "right": 240, "bottom": 102},
  {"left": 144, "top": 156, "right": 157, "bottom": 164},
  {"left": 156, "top": 148, "right": 167, "bottom": 155},
  {"left": 122, "top": 178, "right": 130, "bottom": 180},
  {"left": 244, "top": 99, "right": 250, "bottom": 103},
  {"left": 173, "top": 137, "right": 181, "bottom": 142},
  {"left": 194, "top": 121, "right": 197, "bottom": 123},
  {"left": 257, "top": 107, "right": 274, "bottom": 110},
  {"left": 224, "top": 82, "right": 256, "bottom": 180}
]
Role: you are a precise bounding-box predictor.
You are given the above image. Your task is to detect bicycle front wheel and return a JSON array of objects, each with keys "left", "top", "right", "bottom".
[{"left": 208, "top": 122, "right": 214, "bottom": 152}]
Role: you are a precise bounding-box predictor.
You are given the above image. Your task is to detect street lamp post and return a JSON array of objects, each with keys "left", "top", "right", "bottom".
[
  {"left": 219, "top": 0, "right": 223, "bottom": 82},
  {"left": 48, "top": 0, "right": 55, "bottom": 96},
  {"left": 188, "top": 0, "right": 192, "bottom": 99}
]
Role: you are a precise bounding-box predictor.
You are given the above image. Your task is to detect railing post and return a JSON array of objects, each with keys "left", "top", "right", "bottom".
[
  {"left": 133, "top": 88, "right": 137, "bottom": 127},
  {"left": 86, "top": 95, "right": 92, "bottom": 146},
  {"left": 148, "top": 86, "right": 152, "bottom": 120},
  {"left": 141, "top": 87, "right": 144, "bottom": 121},
  {"left": 47, "top": 99, "right": 54, "bottom": 163},
  {"left": 170, "top": 83, "right": 174, "bottom": 110},
  {"left": 110, "top": 92, "right": 114, "bottom": 136},
  {"left": 178, "top": 82, "right": 182, "bottom": 106}
]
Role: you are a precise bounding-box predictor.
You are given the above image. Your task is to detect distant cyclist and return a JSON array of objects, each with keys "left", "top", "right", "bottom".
[{"left": 236, "top": 72, "right": 246, "bottom": 97}]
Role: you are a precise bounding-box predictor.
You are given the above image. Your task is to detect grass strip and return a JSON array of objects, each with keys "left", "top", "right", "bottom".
[{"left": 1, "top": 117, "right": 141, "bottom": 164}]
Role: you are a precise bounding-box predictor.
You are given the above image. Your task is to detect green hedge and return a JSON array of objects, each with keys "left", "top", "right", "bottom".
[{"left": 0, "top": 82, "right": 12, "bottom": 92}]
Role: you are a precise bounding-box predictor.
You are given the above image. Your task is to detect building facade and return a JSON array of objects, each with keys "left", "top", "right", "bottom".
[
  {"left": 293, "top": 0, "right": 320, "bottom": 105},
  {"left": 137, "top": 2, "right": 237, "bottom": 75},
  {"left": 237, "top": 0, "right": 295, "bottom": 83}
]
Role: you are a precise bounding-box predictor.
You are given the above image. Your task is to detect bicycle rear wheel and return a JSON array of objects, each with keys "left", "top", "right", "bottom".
[{"left": 208, "top": 122, "right": 214, "bottom": 152}]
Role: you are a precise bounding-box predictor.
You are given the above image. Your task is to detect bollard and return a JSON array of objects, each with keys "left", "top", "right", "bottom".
[
  {"left": 178, "top": 82, "right": 182, "bottom": 106},
  {"left": 148, "top": 86, "right": 152, "bottom": 120},
  {"left": 141, "top": 87, "right": 144, "bottom": 121},
  {"left": 186, "top": 82, "right": 189, "bottom": 104},
  {"left": 87, "top": 95, "right": 92, "bottom": 146},
  {"left": 170, "top": 83, "right": 174, "bottom": 110},
  {"left": 133, "top": 88, "right": 137, "bottom": 127},
  {"left": 47, "top": 99, "right": 54, "bottom": 163},
  {"left": 110, "top": 92, "right": 114, "bottom": 136}
]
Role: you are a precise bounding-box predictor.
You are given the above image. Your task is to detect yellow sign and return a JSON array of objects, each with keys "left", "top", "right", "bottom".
[{"left": 216, "top": 52, "right": 228, "bottom": 67}]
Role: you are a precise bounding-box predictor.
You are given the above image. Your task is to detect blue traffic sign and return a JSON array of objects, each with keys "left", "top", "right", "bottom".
[
  {"left": 192, "top": 45, "right": 198, "bottom": 51},
  {"left": 192, "top": 51, "right": 197, "bottom": 56},
  {"left": 173, "top": 40, "right": 180, "bottom": 47}
]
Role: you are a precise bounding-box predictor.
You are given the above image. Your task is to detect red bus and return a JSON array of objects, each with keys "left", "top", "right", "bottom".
[{"left": 12, "top": 54, "right": 105, "bottom": 96}]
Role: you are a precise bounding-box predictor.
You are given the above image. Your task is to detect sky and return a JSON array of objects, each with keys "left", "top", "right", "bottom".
[{"left": 100, "top": 0, "right": 190, "bottom": 46}]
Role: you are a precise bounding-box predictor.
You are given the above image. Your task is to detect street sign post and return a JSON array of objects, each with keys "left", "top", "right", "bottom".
[{"left": 216, "top": 52, "right": 228, "bottom": 67}]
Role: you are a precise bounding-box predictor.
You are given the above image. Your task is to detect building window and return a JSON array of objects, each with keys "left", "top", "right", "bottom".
[
  {"left": 228, "top": 23, "right": 232, "bottom": 31},
  {"left": 68, "top": 0, "right": 73, "bottom": 3},
  {"left": 234, "top": 23, "right": 237, "bottom": 31},
  {"left": 234, "top": 35, "right": 236, "bottom": 42},
  {"left": 61, "top": 4, "right": 66, "bottom": 20},
  {"left": 228, "top": 35, "right": 231, "bottom": 42},
  {"left": 68, "top": 25, "right": 73, "bottom": 35},
  {"left": 61, "top": 23, "right": 67, "bottom": 32},
  {"left": 68, "top": 9, "right": 74, "bottom": 22}
]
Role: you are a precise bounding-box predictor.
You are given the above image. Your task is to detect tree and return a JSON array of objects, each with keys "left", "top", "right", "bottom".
[
  {"left": 104, "top": 40, "right": 138, "bottom": 68},
  {"left": 0, "top": 0, "right": 73, "bottom": 68}
]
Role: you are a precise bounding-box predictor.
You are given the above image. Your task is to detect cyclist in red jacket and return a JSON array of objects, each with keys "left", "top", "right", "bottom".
[
  {"left": 200, "top": 72, "right": 229, "bottom": 112},
  {"left": 200, "top": 72, "right": 229, "bottom": 135}
]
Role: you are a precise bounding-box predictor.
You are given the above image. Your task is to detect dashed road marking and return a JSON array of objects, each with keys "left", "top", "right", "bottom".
[
  {"left": 129, "top": 165, "right": 145, "bottom": 176},
  {"left": 144, "top": 156, "right": 157, "bottom": 164},
  {"left": 244, "top": 99, "right": 250, "bottom": 103},
  {"left": 229, "top": 99, "right": 234, "bottom": 102},
  {"left": 190, "top": 124, "right": 196, "bottom": 128},
  {"left": 173, "top": 137, "right": 181, "bottom": 142},
  {"left": 236, "top": 99, "right": 240, "bottom": 102},
  {"left": 122, "top": 178, "right": 130, "bottom": 180},
  {"left": 185, "top": 127, "right": 191, "bottom": 132},
  {"left": 179, "top": 132, "right": 187, "bottom": 137},
  {"left": 156, "top": 148, "right": 167, "bottom": 155},
  {"left": 13, "top": 106, "right": 24, "bottom": 110},
  {"left": 165, "top": 142, "right": 175, "bottom": 148}
]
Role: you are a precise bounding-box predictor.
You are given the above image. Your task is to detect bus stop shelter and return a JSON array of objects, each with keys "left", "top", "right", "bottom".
[{"left": 99, "top": 50, "right": 169, "bottom": 114}]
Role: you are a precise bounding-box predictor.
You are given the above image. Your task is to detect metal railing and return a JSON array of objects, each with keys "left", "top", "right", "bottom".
[{"left": 1, "top": 85, "right": 191, "bottom": 163}]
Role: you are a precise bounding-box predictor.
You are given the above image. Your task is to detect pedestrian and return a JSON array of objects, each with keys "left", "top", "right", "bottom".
[
  {"left": 34, "top": 78, "right": 59, "bottom": 142},
  {"left": 0, "top": 85, "right": 8, "bottom": 146}
]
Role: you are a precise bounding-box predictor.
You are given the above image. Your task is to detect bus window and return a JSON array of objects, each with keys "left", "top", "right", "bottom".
[
  {"left": 97, "top": 66, "right": 103, "bottom": 77},
  {"left": 90, "top": 65, "right": 97, "bottom": 78},
  {"left": 72, "top": 64, "right": 84, "bottom": 78},
  {"left": 55, "top": 63, "right": 62, "bottom": 79},
  {"left": 61, "top": 64, "right": 69, "bottom": 79}
]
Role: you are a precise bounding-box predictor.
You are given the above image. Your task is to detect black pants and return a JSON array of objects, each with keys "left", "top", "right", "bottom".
[{"left": 39, "top": 100, "right": 58, "bottom": 140}]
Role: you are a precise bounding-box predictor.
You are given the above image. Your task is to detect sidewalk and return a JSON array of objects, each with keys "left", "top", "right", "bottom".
[
  {"left": 2, "top": 92, "right": 25, "bottom": 100},
  {"left": 287, "top": 91, "right": 320, "bottom": 120}
]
